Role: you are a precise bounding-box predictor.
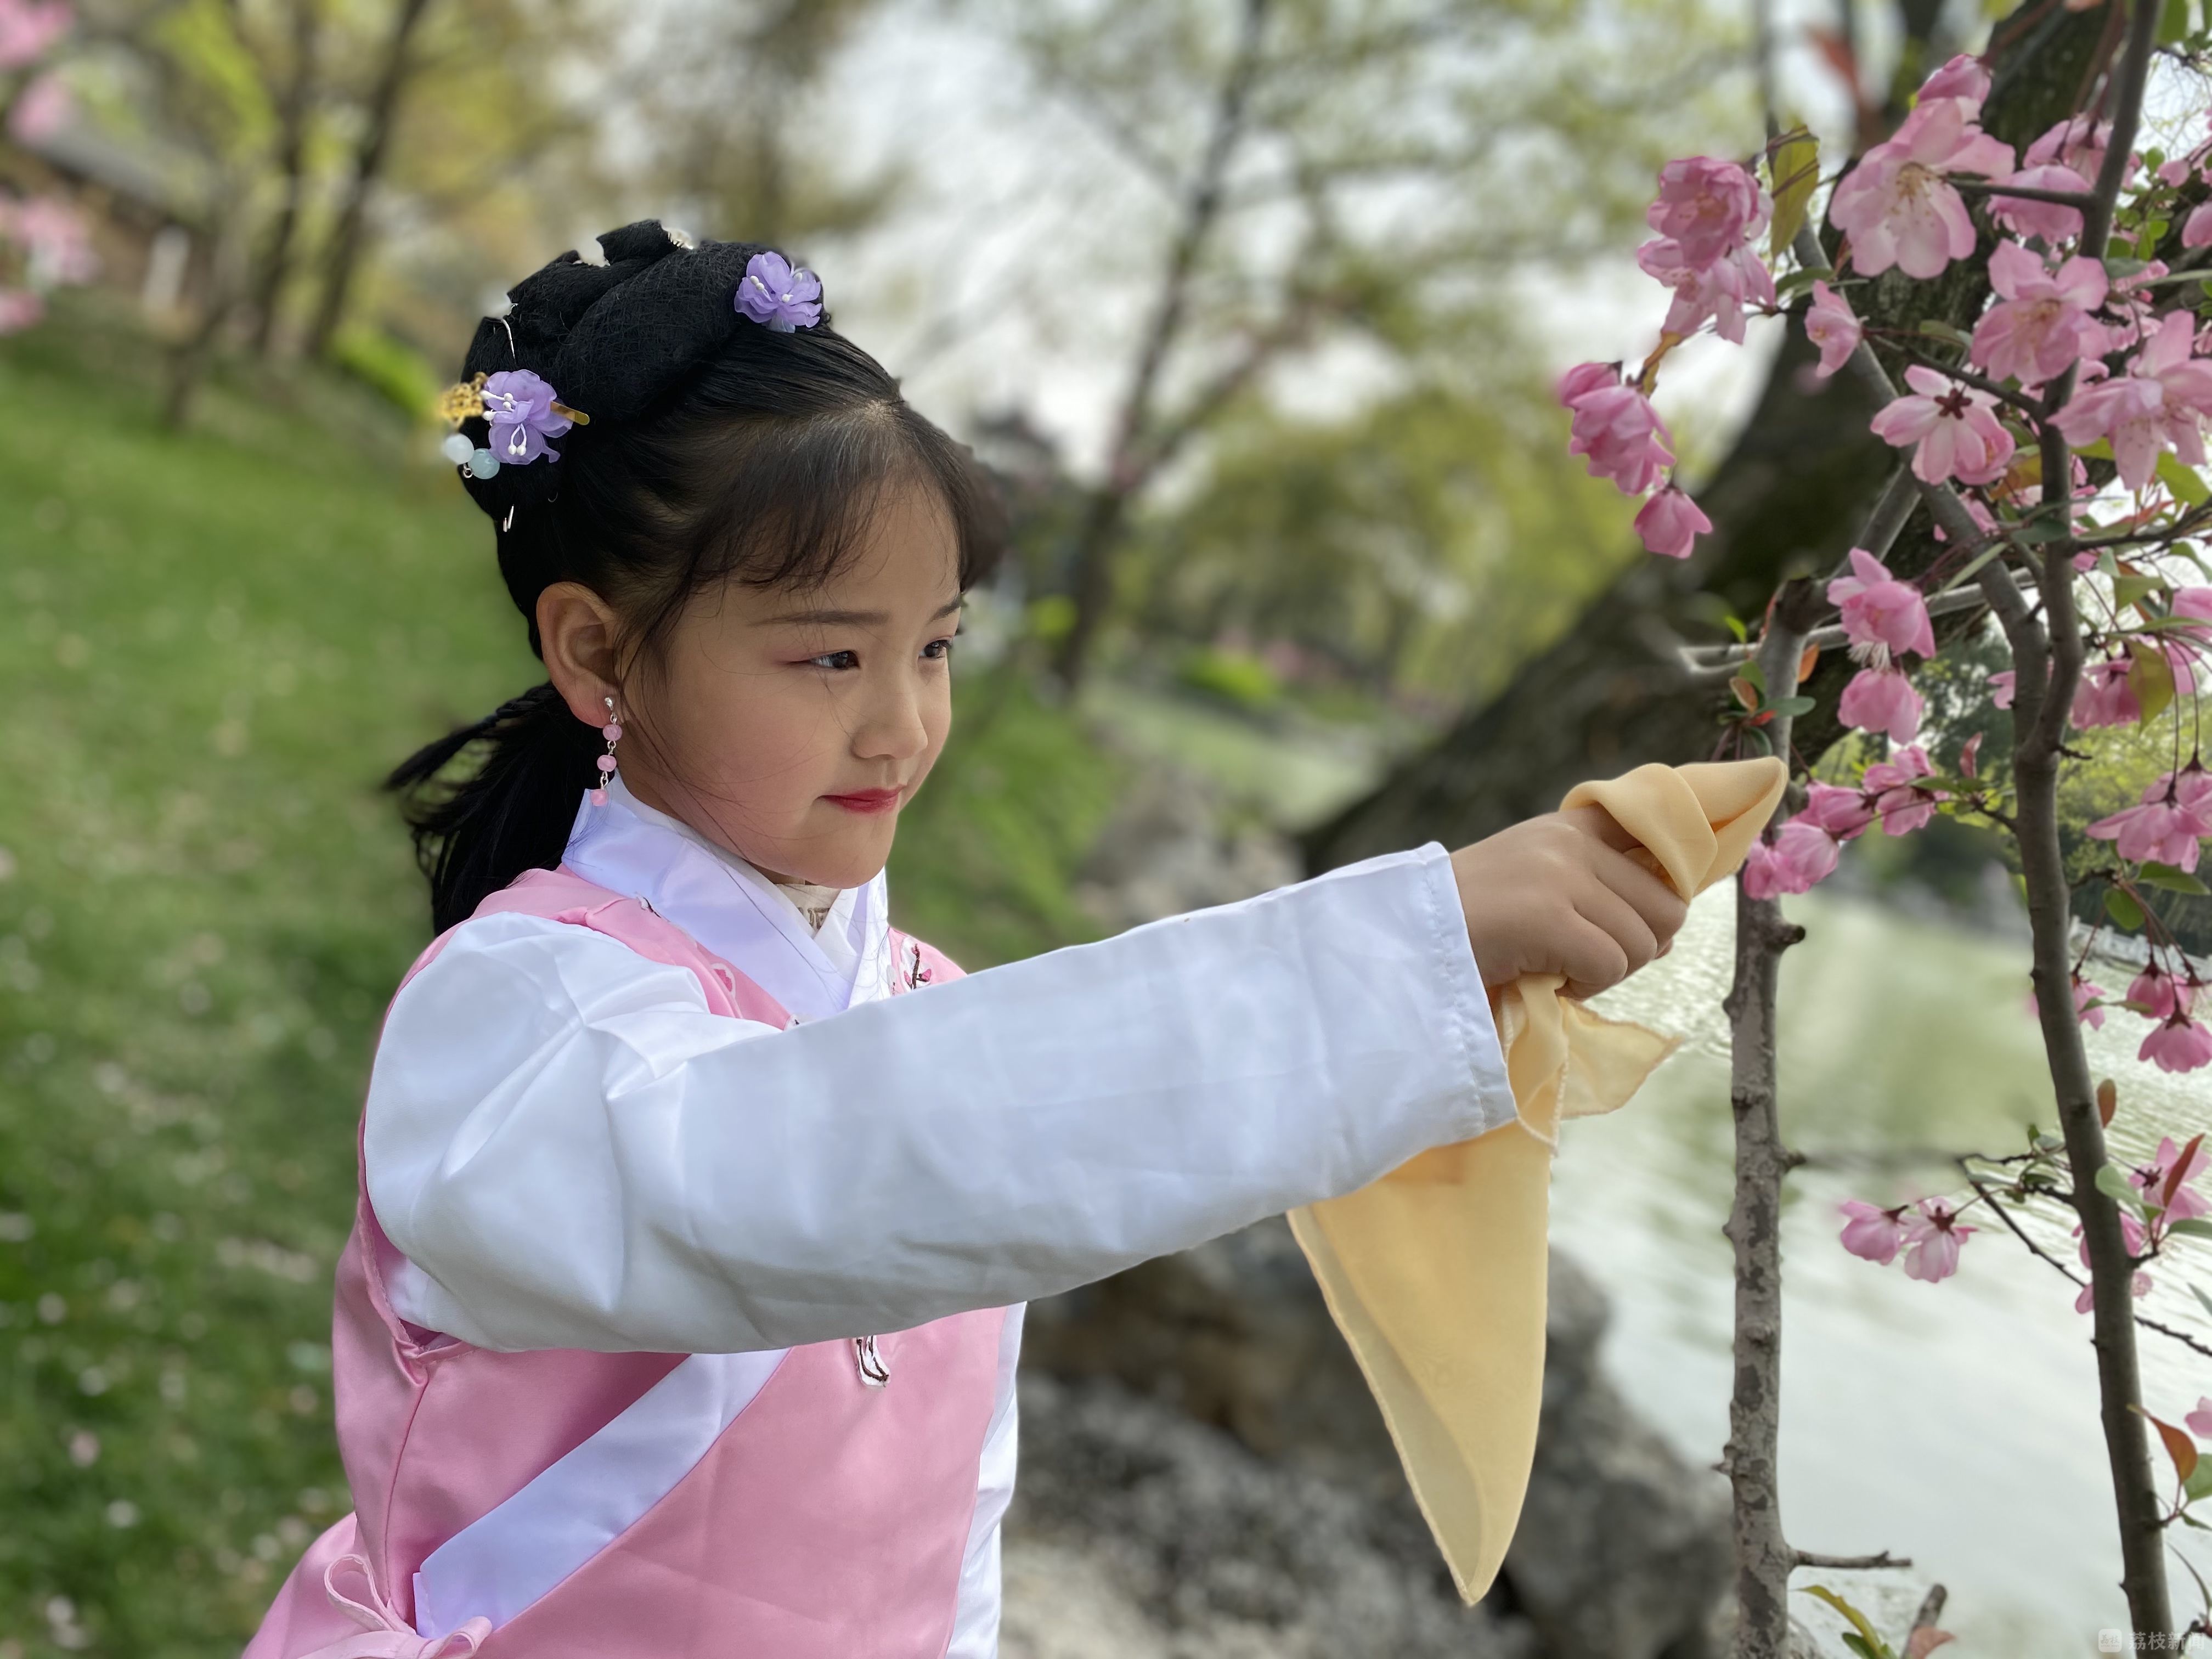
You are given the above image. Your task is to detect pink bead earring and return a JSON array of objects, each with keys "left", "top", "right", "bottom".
[{"left": 590, "top": 695, "right": 622, "bottom": 806}]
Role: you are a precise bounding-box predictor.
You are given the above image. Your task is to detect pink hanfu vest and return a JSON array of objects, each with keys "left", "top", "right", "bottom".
[{"left": 242, "top": 867, "right": 1008, "bottom": 1658}]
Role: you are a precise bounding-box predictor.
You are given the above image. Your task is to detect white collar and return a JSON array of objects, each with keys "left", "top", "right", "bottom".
[{"left": 560, "top": 775, "right": 893, "bottom": 1018}]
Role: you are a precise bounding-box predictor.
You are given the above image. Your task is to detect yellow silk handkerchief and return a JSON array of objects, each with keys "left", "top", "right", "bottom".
[{"left": 1286, "top": 757, "right": 1787, "bottom": 1602}]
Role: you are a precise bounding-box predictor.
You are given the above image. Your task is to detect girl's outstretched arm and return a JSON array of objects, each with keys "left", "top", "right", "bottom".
[{"left": 364, "top": 843, "right": 1516, "bottom": 1354}]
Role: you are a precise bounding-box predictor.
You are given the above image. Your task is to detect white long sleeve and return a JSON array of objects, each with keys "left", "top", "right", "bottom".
[{"left": 362, "top": 842, "right": 1515, "bottom": 1356}]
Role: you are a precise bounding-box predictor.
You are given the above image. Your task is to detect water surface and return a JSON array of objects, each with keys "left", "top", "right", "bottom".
[{"left": 1564, "top": 890, "right": 2210, "bottom": 1657}]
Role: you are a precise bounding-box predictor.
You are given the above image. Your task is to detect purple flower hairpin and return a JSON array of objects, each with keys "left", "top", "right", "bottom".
[
  {"left": 434, "top": 368, "right": 591, "bottom": 480},
  {"left": 735, "top": 250, "right": 822, "bottom": 333}
]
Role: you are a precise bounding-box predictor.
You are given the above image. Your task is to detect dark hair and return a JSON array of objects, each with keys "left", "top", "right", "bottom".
[{"left": 387, "top": 220, "right": 1006, "bottom": 934}]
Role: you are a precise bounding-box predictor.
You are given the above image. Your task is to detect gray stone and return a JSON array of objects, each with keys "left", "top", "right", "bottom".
[{"left": 1017, "top": 1226, "right": 1733, "bottom": 1659}]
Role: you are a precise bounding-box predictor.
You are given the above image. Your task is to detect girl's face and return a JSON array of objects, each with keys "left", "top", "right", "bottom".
[{"left": 542, "top": 479, "right": 962, "bottom": 889}]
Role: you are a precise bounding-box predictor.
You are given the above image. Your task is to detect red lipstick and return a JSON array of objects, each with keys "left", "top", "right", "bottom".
[{"left": 823, "top": 787, "right": 902, "bottom": 815}]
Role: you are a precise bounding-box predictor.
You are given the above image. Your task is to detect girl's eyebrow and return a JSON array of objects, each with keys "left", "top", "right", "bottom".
[{"left": 761, "top": 595, "right": 963, "bottom": 628}]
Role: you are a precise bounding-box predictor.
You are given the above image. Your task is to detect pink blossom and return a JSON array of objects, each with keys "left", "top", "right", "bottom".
[
  {"left": 0, "top": 0, "right": 70, "bottom": 69},
  {"left": 1561, "top": 364, "right": 1675, "bottom": 496},
  {"left": 2130, "top": 1133, "right": 2211, "bottom": 1222},
  {"left": 2173, "top": 587, "right": 2212, "bottom": 636},
  {"left": 1901, "top": 1197, "right": 1977, "bottom": 1282},
  {"left": 1989, "top": 162, "right": 2092, "bottom": 244},
  {"left": 2070, "top": 657, "right": 2142, "bottom": 729},
  {"left": 2075, "top": 977, "right": 2109, "bottom": 1030},
  {"left": 1930, "top": 489, "right": 1998, "bottom": 545},
  {"left": 5, "top": 68, "right": 69, "bottom": 142},
  {"left": 1970, "top": 242, "right": 2107, "bottom": 387},
  {"left": 1638, "top": 236, "right": 1776, "bottom": 345},
  {"left": 1742, "top": 819, "right": 1841, "bottom": 898},
  {"left": 1827, "top": 546, "right": 1937, "bottom": 659},
  {"left": 0, "top": 195, "right": 96, "bottom": 287},
  {"left": 2087, "top": 764, "right": 2212, "bottom": 871},
  {"left": 1830, "top": 97, "right": 2016, "bottom": 280},
  {"left": 2052, "top": 311, "right": 2212, "bottom": 490},
  {"left": 2024, "top": 115, "right": 2111, "bottom": 188},
  {"left": 2028, "top": 974, "right": 2110, "bottom": 1028},
  {"left": 2141, "top": 1013, "right": 2212, "bottom": 1074},
  {"left": 1864, "top": 742, "right": 1946, "bottom": 834},
  {"left": 1838, "top": 665, "right": 1924, "bottom": 743},
  {"left": 2072, "top": 1213, "right": 2154, "bottom": 1312},
  {"left": 1804, "top": 280, "right": 1861, "bottom": 379},
  {"left": 2186, "top": 201, "right": 2212, "bottom": 252},
  {"left": 1558, "top": 361, "right": 1616, "bottom": 403},
  {"left": 1989, "top": 668, "right": 2017, "bottom": 708},
  {"left": 1869, "top": 364, "right": 2016, "bottom": 486},
  {"left": 1635, "top": 486, "right": 1708, "bottom": 559},
  {"left": 2102, "top": 262, "right": 2170, "bottom": 353},
  {"left": 1917, "top": 54, "right": 1990, "bottom": 106},
  {"left": 2186, "top": 1396, "right": 2212, "bottom": 1440},
  {"left": 1646, "top": 156, "right": 1769, "bottom": 268},
  {"left": 1800, "top": 780, "right": 1878, "bottom": 840},
  {"left": 2126, "top": 962, "right": 2183, "bottom": 1020},
  {"left": 0, "top": 287, "right": 40, "bottom": 334},
  {"left": 1838, "top": 1199, "right": 1908, "bottom": 1265},
  {"left": 2061, "top": 1212, "right": 2150, "bottom": 1318}
]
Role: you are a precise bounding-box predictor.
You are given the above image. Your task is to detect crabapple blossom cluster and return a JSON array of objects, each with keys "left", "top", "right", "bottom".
[
  {"left": 1573, "top": 51, "right": 2212, "bottom": 1080},
  {"left": 1560, "top": 44, "right": 2212, "bottom": 1339},
  {"left": 1558, "top": 155, "right": 1779, "bottom": 560},
  {"left": 0, "top": 0, "right": 90, "bottom": 332},
  {"left": 1837, "top": 1131, "right": 2205, "bottom": 1293}
]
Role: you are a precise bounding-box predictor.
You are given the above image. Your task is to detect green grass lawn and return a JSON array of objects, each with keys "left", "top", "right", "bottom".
[{"left": 0, "top": 303, "right": 1122, "bottom": 1655}]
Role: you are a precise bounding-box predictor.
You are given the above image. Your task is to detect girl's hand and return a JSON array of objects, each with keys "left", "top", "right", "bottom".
[{"left": 1449, "top": 807, "right": 1689, "bottom": 1000}]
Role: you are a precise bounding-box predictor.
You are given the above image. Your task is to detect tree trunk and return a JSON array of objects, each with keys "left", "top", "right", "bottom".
[
  {"left": 250, "top": 0, "right": 323, "bottom": 358},
  {"left": 1301, "top": 1, "right": 2111, "bottom": 870},
  {"left": 1049, "top": 0, "right": 1272, "bottom": 691},
  {"left": 305, "top": 0, "right": 434, "bottom": 361}
]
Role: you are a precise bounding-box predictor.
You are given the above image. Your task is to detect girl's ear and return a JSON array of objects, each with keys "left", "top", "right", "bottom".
[{"left": 538, "top": 582, "right": 627, "bottom": 726}]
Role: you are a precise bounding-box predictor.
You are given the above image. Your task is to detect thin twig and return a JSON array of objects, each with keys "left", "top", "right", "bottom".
[
  {"left": 1951, "top": 178, "right": 2099, "bottom": 209},
  {"left": 1793, "top": 1549, "right": 1915, "bottom": 1570}
]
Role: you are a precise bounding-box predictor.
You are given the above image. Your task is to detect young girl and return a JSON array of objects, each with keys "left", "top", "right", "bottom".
[{"left": 242, "top": 219, "right": 1688, "bottom": 1659}]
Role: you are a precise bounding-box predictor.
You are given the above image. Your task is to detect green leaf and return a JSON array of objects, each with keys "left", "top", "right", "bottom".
[
  {"left": 1768, "top": 695, "right": 1816, "bottom": 717},
  {"left": 1770, "top": 126, "right": 1821, "bottom": 261},
  {"left": 1725, "top": 613, "right": 1748, "bottom": 644},
  {"left": 2181, "top": 1509, "right": 2211, "bottom": 1530},
  {"left": 2126, "top": 640, "right": 2178, "bottom": 725},
  {"left": 2114, "top": 572, "right": 2172, "bottom": 609},
  {"left": 1775, "top": 265, "right": 1831, "bottom": 300},
  {"left": 2166, "top": 1217, "right": 2212, "bottom": 1239},
  {"left": 1936, "top": 538, "right": 2011, "bottom": 593},
  {"left": 1802, "top": 1586, "right": 1894, "bottom": 1659},
  {"left": 2157, "top": 449, "right": 2211, "bottom": 506},
  {"left": 2193, "top": 1281, "right": 2212, "bottom": 1322},
  {"left": 2160, "top": 0, "right": 2193, "bottom": 46},
  {"left": 1916, "top": 320, "right": 1974, "bottom": 349},
  {"left": 1740, "top": 657, "right": 1768, "bottom": 695},
  {"left": 2138, "top": 862, "right": 2212, "bottom": 895},
  {"left": 2188, "top": 1461, "right": 2212, "bottom": 1504},
  {"left": 2078, "top": 438, "right": 2117, "bottom": 462},
  {"left": 2105, "top": 887, "right": 2147, "bottom": 930},
  {"left": 2096, "top": 1162, "right": 2142, "bottom": 1207}
]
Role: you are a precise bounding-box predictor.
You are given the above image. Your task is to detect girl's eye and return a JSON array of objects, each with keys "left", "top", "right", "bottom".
[
  {"left": 922, "top": 636, "right": 956, "bottom": 661},
  {"left": 809, "top": 649, "right": 861, "bottom": 671}
]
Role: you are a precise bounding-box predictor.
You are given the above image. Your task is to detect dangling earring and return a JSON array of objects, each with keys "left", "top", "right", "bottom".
[{"left": 590, "top": 695, "right": 621, "bottom": 806}]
